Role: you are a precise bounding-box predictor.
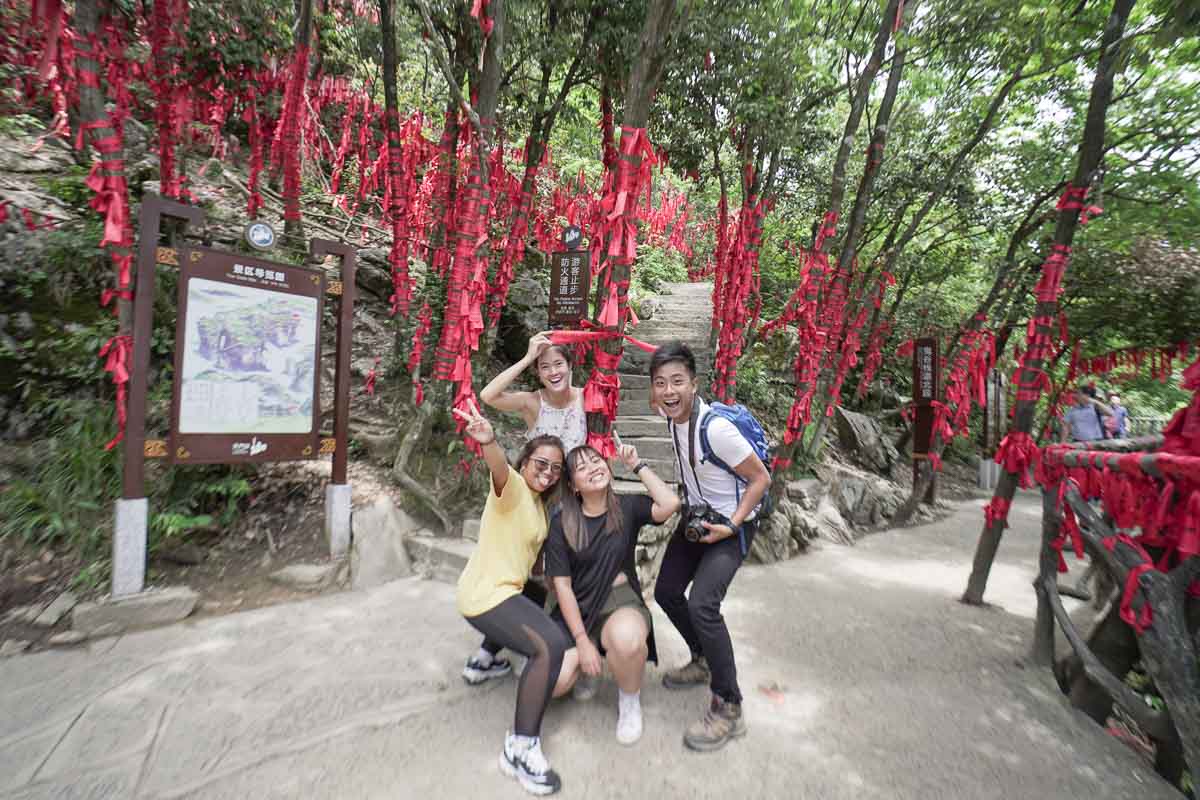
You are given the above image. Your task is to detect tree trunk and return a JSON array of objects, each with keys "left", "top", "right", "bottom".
[
  {"left": 962, "top": 0, "right": 1135, "bottom": 605},
  {"left": 282, "top": 0, "right": 314, "bottom": 241},
  {"left": 586, "top": 0, "right": 678, "bottom": 446},
  {"left": 768, "top": 0, "right": 901, "bottom": 497}
]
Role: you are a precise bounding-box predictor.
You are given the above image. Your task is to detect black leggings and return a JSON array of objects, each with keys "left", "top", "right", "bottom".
[
  {"left": 482, "top": 580, "right": 548, "bottom": 656},
  {"left": 465, "top": 591, "right": 568, "bottom": 737}
]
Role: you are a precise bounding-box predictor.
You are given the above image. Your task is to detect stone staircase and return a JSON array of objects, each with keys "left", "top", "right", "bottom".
[{"left": 612, "top": 280, "right": 713, "bottom": 490}]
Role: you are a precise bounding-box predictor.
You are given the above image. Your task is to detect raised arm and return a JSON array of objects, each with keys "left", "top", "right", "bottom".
[
  {"left": 479, "top": 333, "right": 552, "bottom": 427},
  {"left": 454, "top": 400, "right": 511, "bottom": 495},
  {"left": 616, "top": 443, "right": 680, "bottom": 523}
]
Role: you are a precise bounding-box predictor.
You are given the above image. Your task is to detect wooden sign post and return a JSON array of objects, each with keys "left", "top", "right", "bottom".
[
  {"left": 911, "top": 337, "right": 939, "bottom": 505},
  {"left": 548, "top": 225, "right": 588, "bottom": 326},
  {"left": 114, "top": 194, "right": 355, "bottom": 598}
]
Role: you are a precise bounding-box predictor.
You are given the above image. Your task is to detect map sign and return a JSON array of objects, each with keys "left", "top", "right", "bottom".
[{"left": 170, "top": 247, "right": 324, "bottom": 463}]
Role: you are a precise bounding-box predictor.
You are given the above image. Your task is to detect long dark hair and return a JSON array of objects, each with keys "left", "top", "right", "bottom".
[
  {"left": 559, "top": 445, "right": 624, "bottom": 551},
  {"left": 516, "top": 434, "right": 565, "bottom": 505}
]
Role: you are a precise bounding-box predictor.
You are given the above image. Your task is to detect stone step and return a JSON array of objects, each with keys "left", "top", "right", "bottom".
[
  {"left": 617, "top": 392, "right": 658, "bottom": 416},
  {"left": 614, "top": 415, "right": 669, "bottom": 437},
  {"left": 620, "top": 373, "right": 650, "bottom": 389},
  {"left": 612, "top": 456, "right": 677, "bottom": 482},
  {"left": 613, "top": 435, "right": 674, "bottom": 461},
  {"left": 404, "top": 535, "right": 474, "bottom": 585}
]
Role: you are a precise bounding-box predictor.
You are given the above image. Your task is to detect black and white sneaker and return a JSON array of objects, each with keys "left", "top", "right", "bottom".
[
  {"left": 462, "top": 655, "right": 512, "bottom": 685},
  {"left": 499, "top": 733, "right": 562, "bottom": 796}
]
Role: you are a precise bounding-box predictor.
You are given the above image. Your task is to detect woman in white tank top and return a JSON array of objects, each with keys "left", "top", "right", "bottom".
[{"left": 479, "top": 332, "right": 587, "bottom": 453}]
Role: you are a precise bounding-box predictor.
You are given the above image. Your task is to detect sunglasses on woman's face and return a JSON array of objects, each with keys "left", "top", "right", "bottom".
[{"left": 529, "top": 457, "right": 563, "bottom": 476}]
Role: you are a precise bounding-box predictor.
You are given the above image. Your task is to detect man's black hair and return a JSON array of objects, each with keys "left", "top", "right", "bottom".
[{"left": 649, "top": 340, "right": 696, "bottom": 378}]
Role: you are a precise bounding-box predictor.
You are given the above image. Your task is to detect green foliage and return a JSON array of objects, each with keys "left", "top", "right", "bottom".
[
  {"left": 0, "top": 398, "right": 122, "bottom": 552},
  {"left": 631, "top": 242, "right": 686, "bottom": 294},
  {"left": 0, "top": 397, "right": 253, "bottom": 569}
]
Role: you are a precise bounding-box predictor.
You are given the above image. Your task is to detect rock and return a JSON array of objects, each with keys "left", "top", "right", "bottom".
[
  {"left": 5, "top": 603, "right": 45, "bottom": 625},
  {"left": 351, "top": 496, "right": 417, "bottom": 589},
  {"left": 462, "top": 519, "right": 481, "bottom": 542},
  {"left": 90, "top": 623, "right": 124, "bottom": 639},
  {"left": 835, "top": 407, "right": 899, "bottom": 477},
  {"left": 0, "top": 639, "right": 30, "bottom": 657},
  {"left": 158, "top": 543, "right": 206, "bottom": 566},
  {"left": 498, "top": 275, "right": 549, "bottom": 361},
  {"left": 785, "top": 478, "right": 823, "bottom": 509},
  {"left": 814, "top": 496, "right": 854, "bottom": 546},
  {"left": 72, "top": 587, "right": 198, "bottom": 636},
  {"left": 268, "top": 563, "right": 339, "bottom": 591},
  {"left": 47, "top": 630, "right": 86, "bottom": 647},
  {"left": 748, "top": 511, "right": 798, "bottom": 564},
  {"left": 638, "top": 297, "right": 663, "bottom": 320},
  {"left": 32, "top": 591, "right": 77, "bottom": 627}
]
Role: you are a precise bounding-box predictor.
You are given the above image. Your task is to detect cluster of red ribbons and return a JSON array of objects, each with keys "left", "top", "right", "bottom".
[
  {"left": 0, "top": 201, "right": 60, "bottom": 231},
  {"left": 711, "top": 178, "right": 769, "bottom": 402},
  {"left": 1066, "top": 339, "right": 1198, "bottom": 386},
  {"left": 767, "top": 212, "right": 839, "bottom": 454},
  {"left": 147, "top": 0, "right": 190, "bottom": 200}
]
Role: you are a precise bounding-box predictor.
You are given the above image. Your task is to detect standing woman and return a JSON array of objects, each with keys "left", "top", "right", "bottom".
[
  {"left": 462, "top": 332, "right": 588, "bottom": 686},
  {"left": 454, "top": 401, "right": 569, "bottom": 795},
  {"left": 546, "top": 443, "right": 680, "bottom": 745}
]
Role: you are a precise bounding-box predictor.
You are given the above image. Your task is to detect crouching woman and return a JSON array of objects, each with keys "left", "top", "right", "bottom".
[
  {"left": 454, "top": 400, "right": 569, "bottom": 796},
  {"left": 545, "top": 443, "right": 680, "bottom": 744}
]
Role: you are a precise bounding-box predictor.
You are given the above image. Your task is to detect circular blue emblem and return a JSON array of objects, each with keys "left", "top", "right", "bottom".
[{"left": 245, "top": 222, "right": 276, "bottom": 250}]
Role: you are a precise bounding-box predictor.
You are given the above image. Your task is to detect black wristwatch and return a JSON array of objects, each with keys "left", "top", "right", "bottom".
[{"left": 632, "top": 461, "right": 650, "bottom": 475}]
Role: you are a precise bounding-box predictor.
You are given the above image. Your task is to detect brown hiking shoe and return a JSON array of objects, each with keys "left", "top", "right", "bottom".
[
  {"left": 683, "top": 695, "right": 747, "bottom": 752},
  {"left": 662, "top": 654, "right": 710, "bottom": 689}
]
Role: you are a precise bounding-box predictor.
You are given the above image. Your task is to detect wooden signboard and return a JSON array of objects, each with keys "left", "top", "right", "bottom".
[
  {"left": 911, "top": 336, "right": 939, "bottom": 504},
  {"left": 169, "top": 247, "right": 325, "bottom": 464},
  {"left": 548, "top": 247, "right": 588, "bottom": 326}
]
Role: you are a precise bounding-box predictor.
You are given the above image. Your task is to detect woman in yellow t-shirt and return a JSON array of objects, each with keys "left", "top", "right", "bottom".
[{"left": 453, "top": 400, "right": 569, "bottom": 796}]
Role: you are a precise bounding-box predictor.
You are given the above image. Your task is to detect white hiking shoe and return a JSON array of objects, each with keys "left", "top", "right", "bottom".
[{"left": 499, "top": 733, "right": 562, "bottom": 796}]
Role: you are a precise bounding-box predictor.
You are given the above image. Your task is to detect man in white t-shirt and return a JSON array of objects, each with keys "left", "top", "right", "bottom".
[{"left": 649, "top": 341, "right": 771, "bottom": 752}]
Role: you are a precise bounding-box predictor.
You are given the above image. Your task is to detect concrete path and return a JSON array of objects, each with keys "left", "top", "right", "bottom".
[{"left": 0, "top": 491, "right": 1175, "bottom": 799}]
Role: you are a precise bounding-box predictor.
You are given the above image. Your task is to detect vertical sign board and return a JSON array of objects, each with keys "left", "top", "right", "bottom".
[
  {"left": 912, "top": 337, "right": 939, "bottom": 503},
  {"left": 548, "top": 226, "right": 588, "bottom": 326},
  {"left": 170, "top": 247, "right": 325, "bottom": 464}
]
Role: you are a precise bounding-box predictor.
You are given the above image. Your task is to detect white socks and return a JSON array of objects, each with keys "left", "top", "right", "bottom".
[{"left": 474, "top": 647, "right": 495, "bottom": 667}]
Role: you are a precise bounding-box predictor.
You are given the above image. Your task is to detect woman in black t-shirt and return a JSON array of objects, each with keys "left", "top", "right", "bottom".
[{"left": 545, "top": 443, "right": 680, "bottom": 745}]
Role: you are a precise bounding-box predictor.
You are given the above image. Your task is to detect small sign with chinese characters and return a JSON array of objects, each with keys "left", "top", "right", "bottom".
[
  {"left": 549, "top": 249, "right": 589, "bottom": 325},
  {"left": 911, "top": 337, "right": 939, "bottom": 455}
]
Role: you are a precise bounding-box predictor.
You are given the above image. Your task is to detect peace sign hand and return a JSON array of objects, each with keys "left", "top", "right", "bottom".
[{"left": 452, "top": 399, "right": 496, "bottom": 445}]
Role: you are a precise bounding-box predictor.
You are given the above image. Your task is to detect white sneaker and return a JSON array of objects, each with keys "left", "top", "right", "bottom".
[
  {"left": 616, "top": 692, "right": 643, "bottom": 745},
  {"left": 499, "top": 733, "right": 562, "bottom": 795}
]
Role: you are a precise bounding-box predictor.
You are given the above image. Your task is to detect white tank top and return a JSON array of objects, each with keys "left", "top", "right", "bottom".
[{"left": 528, "top": 389, "right": 587, "bottom": 454}]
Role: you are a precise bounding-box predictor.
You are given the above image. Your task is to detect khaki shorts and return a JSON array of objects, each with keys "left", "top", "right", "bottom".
[{"left": 586, "top": 581, "right": 652, "bottom": 648}]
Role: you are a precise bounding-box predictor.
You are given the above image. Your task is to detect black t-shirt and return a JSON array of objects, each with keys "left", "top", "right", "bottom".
[{"left": 545, "top": 494, "right": 653, "bottom": 636}]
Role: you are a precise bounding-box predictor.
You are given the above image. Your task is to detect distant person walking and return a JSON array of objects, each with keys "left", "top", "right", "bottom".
[
  {"left": 454, "top": 401, "right": 569, "bottom": 795},
  {"left": 1105, "top": 393, "right": 1129, "bottom": 438},
  {"left": 1062, "top": 386, "right": 1113, "bottom": 443}
]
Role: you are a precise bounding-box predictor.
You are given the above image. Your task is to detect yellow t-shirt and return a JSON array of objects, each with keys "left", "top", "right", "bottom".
[{"left": 456, "top": 464, "right": 550, "bottom": 617}]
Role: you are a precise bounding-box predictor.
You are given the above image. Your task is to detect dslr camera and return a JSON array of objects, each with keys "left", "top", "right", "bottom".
[{"left": 683, "top": 502, "right": 728, "bottom": 542}]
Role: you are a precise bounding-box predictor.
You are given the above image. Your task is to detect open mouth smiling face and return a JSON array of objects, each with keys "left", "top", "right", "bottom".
[
  {"left": 522, "top": 446, "right": 563, "bottom": 494},
  {"left": 538, "top": 353, "right": 570, "bottom": 392},
  {"left": 651, "top": 362, "right": 697, "bottom": 422}
]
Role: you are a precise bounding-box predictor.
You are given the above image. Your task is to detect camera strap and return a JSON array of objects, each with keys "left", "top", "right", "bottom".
[{"left": 670, "top": 399, "right": 706, "bottom": 507}]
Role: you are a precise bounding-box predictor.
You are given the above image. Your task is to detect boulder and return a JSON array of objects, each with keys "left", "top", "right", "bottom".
[
  {"left": 32, "top": 591, "right": 77, "bottom": 628},
  {"left": 350, "top": 496, "right": 417, "bottom": 590},
  {"left": 813, "top": 496, "right": 854, "bottom": 546},
  {"left": 748, "top": 510, "right": 800, "bottom": 564},
  {"left": 499, "top": 275, "right": 549, "bottom": 361},
  {"left": 269, "top": 563, "right": 339, "bottom": 591},
  {"left": 0, "top": 639, "right": 30, "bottom": 658},
  {"left": 462, "top": 519, "right": 481, "bottom": 542},
  {"left": 72, "top": 587, "right": 198, "bottom": 636},
  {"left": 47, "top": 631, "right": 86, "bottom": 647},
  {"left": 835, "top": 406, "right": 899, "bottom": 476}
]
